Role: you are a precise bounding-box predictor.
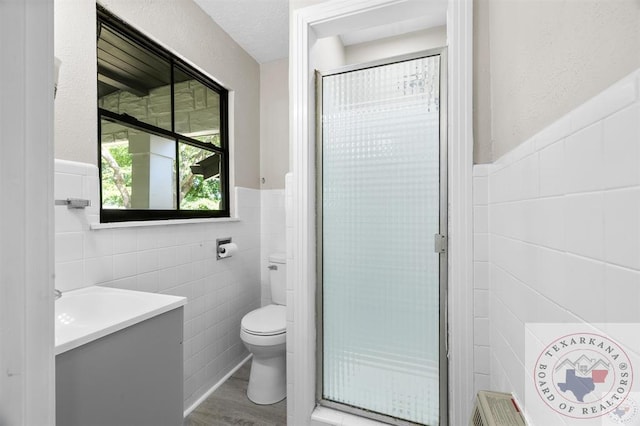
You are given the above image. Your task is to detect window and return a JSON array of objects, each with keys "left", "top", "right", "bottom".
[{"left": 97, "top": 6, "right": 229, "bottom": 222}]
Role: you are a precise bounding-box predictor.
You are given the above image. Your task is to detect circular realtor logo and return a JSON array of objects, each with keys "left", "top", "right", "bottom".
[
  {"left": 534, "top": 332, "right": 633, "bottom": 419},
  {"left": 607, "top": 397, "right": 640, "bottom": 424}
]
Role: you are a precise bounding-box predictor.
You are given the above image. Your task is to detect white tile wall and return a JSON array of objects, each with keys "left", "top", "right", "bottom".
[
  {"left": 564, "top": 122, "right": 604, "bottom": 194},
  {"left": 472, "top": 164, "right": 491, "bottom": 396},
  {"left": 54, "top": 160, "right": 261, "bottom": 411},
  {"left": 476, "top": 69, "right": 640, "bottom": 417},
  {"left": 260, "top": 189, "right": 286, "bottom": 306}
]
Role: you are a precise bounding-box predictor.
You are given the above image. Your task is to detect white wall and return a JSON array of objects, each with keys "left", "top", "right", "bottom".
[
  {"left": 344, "top": 26, "right": 446, "bottom": 65},
  {"left": 260, "top": 59, "right": 290, "bottom": 190},
  {"left": 477, "top": 69, "right": 640, "bottom": 422},
  {"left": 54, "top": 0, "right": 96, "bottom": 165},
  {"left": 472, "top": 0, "right": 491, "bottom": 164},
  {"left": 312, "top": 36, "right": 347, "bottom": 73},
  {"left": 54, "top": 160, "right": 261, "bottom": 412},
  {"left": 474, "top": 0, "right": 640, "bottom": 163},
  {"left": 54, "top": 0, "right": 261, "bottom": 189}
]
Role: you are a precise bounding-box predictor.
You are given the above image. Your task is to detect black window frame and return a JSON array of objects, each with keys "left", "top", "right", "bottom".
[{"left": 97, "top": 5, "right": 230, "bottom": 223}]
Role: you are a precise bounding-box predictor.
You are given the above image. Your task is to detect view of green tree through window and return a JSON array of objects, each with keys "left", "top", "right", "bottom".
[
  {"left": 98, "top": 5, "right": 229, "bottom": 222},
  {"left": 178, "top": 142, "right": 221, "bottom": 210}
]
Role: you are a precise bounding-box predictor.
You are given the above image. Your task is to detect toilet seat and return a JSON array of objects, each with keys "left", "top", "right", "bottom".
[
  {"left": 241, "top": 305, "right": 286, "bottom": 336},
  {"left": 240, "top": 328, "right": 286, "bottom": 346}
]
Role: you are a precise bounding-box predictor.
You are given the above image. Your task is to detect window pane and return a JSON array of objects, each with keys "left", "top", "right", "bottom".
[
  {"left": 97, "top": 7, "right": 231, "bottom": 222},
  {"left": 101, "top": 119, "right": 177, "bottom": 210},
  {"left": 98, "top": 25, "right": 172, "bottom": 131},
  {"left": 174, "top": 68, "right": 222, "bottom": 148},
  {"left": 178, "top": 142, "right": 222, "bottom": 210}
]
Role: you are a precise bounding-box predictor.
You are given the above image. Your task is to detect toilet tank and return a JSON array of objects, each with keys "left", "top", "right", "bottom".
[{"left": 269, "top": 253, "right": 286, "bottom": 305}]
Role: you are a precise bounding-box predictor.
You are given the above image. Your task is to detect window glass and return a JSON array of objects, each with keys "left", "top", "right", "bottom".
[
  {"left": 174, "top": 68, "right": 222, "bottom": 147},
  {"left": 98, "top": 25, "right": 172, "bottom": 131},
  {"left": 178, "top": 142, "right": 222, "bottom": 210},
  {"left": 101, "top": 119, "right": 177, "bottom": 210}
]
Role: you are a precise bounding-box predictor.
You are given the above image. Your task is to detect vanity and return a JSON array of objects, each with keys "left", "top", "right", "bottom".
[{"left": 55, "top": 286, "right": 187, "bottom": 426}]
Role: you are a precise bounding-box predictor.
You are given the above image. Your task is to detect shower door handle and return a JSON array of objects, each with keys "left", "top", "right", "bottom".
[{"left": 434, "top": 233, "right": 447, "bottom": 254}]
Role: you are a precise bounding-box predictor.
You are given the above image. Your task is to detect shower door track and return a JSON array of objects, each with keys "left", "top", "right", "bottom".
[{"left": 315, "top": 48, "right": 449, "bottom": 426}]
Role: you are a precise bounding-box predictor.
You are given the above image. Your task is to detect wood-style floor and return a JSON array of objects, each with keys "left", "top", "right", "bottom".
[{"left": 183, "top": 361, "right": 287, "bottom": 426}]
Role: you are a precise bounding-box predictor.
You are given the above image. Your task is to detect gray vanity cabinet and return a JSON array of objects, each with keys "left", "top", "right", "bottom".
[{"left": 56, "top": 307, "right": 184, "bottom": 426}]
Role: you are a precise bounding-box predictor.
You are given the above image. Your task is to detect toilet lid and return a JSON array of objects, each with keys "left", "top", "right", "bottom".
[{"left": 242, "top": 305, "right": 286, "bottom": 336}]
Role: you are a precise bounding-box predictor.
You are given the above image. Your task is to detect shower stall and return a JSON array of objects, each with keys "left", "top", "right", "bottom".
[{"left": 316, "top": 50, "right": 448, "bottom": 426}]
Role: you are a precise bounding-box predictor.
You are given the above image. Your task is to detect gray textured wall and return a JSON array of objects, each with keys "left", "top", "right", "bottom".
[{"left": 474, "top": 0, "right": 640, "bottom": 163}]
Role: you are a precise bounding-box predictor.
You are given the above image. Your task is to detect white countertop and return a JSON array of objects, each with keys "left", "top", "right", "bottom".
[{"left": 55, "top": 286, "right": 187, "bottom": 355}]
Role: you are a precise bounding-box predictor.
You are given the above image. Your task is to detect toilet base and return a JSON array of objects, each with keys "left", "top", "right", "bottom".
[{"left": 246, "top": 350, "right": 286, "bottom": 405}]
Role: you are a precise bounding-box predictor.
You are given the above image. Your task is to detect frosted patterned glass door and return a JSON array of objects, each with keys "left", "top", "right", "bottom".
[{"left": 320, "top": 54, "right": 442, "bottom": 425}]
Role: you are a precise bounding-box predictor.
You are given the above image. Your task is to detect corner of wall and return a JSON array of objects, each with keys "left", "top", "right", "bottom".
[{"left": 481, "top": 68, "right": 640, "bottom": 422}]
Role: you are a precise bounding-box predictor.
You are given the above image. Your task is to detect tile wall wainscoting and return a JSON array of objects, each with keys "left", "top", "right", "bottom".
[
  {"left": 474, "top": 69, "right": 640, "bottom": 423},
  {"left": 472, "top": 165, "right": 490, "bottom": 397},
  {"left": 260, "top": 189, "right": 287, "bottom": 307},
  {"left": 54, "top": 160, "right": 285, "bottom": 413}
]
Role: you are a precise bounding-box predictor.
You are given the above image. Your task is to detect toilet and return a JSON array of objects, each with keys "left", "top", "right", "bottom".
[{"left": 240, "top": 253, "right": 287, "bottom": 404}]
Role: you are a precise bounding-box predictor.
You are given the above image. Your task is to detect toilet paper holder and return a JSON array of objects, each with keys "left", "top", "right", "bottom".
[{"left": 216, "top": 237, "right": 233, "bottom": 260}]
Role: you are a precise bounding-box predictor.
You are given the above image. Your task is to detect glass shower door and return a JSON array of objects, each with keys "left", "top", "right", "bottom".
[{"left": 318, "top": 52, "right": 445, "bottom": 426}]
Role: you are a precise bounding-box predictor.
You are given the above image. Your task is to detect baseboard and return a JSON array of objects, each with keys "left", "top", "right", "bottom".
[{"left": 183, "top": 354, "right": 252, "bottom": 418}]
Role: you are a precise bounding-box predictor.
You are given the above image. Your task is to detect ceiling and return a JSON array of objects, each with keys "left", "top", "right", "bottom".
[
  {"left": 193, "top": 0, "right": 447, "bottom": 64},
  {"left": 193, "top": 0, "right": 290, "bottom": 64}
]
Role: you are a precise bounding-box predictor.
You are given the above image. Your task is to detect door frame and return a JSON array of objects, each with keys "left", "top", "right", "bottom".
[
  {"left": 289, "top": 0, "right": 474, "bottom": 424},
  {"left": 0, "top": 0, "right": 55, "bottom": 424},
  {"left": 315, "top": 49, "right": 448, "bottom": 426}
]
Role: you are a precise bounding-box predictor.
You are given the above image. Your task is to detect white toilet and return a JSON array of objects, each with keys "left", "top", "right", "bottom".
[{"left": 240, "top": 253, "right": 287, "bottom": 404}]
